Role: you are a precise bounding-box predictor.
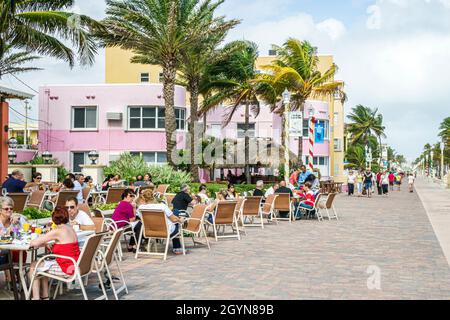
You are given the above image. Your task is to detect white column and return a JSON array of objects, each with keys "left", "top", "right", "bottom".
[
  {"left": 33, "top": 164, "right": 59, "bottom": 183},
  {"left": 80, "top": 164, "right": 106, "bottom": 185}
]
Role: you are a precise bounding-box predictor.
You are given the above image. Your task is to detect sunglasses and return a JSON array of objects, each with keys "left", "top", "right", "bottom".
[
  {"left": 2, "top": 207, "right": 13, "bottom": 212},
  {"left": 35, "top": 177, "right": 42, "bottom": 180},
  {"left": 65, "top": 205, "right": 76, "bottom": 210}
]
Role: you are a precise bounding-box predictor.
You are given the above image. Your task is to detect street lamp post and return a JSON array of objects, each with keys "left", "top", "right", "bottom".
[
  {"left": 440, "top": 141, "right": 445, "bottom": 179},
  {"left": 430, "top": 151, "right": 434, "bottom": 179},
  {"left": 282, "top": 89, "right": 291, "bottom": 185},
  {"left": 308, "top": 106, "right": 316, "bottom": 172}
]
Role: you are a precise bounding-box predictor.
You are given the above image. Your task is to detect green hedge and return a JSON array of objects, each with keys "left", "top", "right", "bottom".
[{"left": 179, "top": 183, "right": 259, "bottom": 199}]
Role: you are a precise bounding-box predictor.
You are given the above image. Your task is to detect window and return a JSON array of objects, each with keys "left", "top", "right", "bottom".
[
  {"left": 72, "top": 106, "right": 97, "bottom": 130},
  {"left": 302, "top": 119, "right": 309, "bottom": 137},
  {"left": 128, "top": 106, "right": 186, "bottom": 130},
  {"left": 159, "top": 73, "right": 164, "bottom": 83},
  {"left": 130, "top": 152, "right": 167, "bottom": 165},
  {"left": 140, "top": 73, "right": 149, "bottom": 82},
  {"left": 237, "top": 123, "right": 255, "bottom": 138},
  {"left": 175, "top": 108, "right": 185, "bottom": 130},
  {"left": 305, "top": 156, "right": 329, "bottom": 166},
  {"left": 302, "top": 120, "right": 329, "bottom": 139},
  {"left": 72, "top": 152, "right": 88, "bottom": 173},
  {"left": 334, "top": 138, "right": 342, "bottom": 151}
]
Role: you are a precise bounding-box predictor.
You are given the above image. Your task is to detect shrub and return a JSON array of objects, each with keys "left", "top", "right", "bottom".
[
  {"left": 22, "top": 207, "right": 52, "bottom": 220},
  {"left": 186, "top": 183, "right": 258, "bottom": 198},
  {"left": 148, "top": 165, "right": 192, "bottom": 191},
  {"left": 92, "top": 203, "right": 118, "bottom": 211},
  {"left": 104, "top": 152, "right": 150, "bottom": 182},
  {"left": 104, "top": 152, "right": 192, "bottom": 190}
]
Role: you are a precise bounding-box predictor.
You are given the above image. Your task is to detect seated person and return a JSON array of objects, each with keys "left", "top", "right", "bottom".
[
  {"left": 65, "top": 197, "right": 94, "bottom": 227},
  {"left": 203, "top": 190, "right": 228, "bottom": 224},
  {"left": 1, "top": 196, "right": 28, "bottom": 270},
  {"left": 226, "top": 184, "right": 238, "bottom": 200},
  {"left": 264, "top": 182, "right": 279, "bottom": 198},
  {"left": 274, "top": 181, "right": 293, "bottom": 218},
  {"left": 137, "top": 189, "right": 186, "bottom": 255},
  {"left": 24, "top": 172, "right": 45, "bottom": 192},
  {"left": 133, "top": 175, "right": 146, "bottom": 187},
  {"left": 28, "top": 207, "right": 80, "bottom": 300},
  {"left": 252, "top": 180, "right": 265, "bottom": 197},
  {"left": 295, "top": 182, "right": 316, "bottom": 220},
  {"left": 111, "top": 189, "right": 138, "bottom": 252},
  {"left": 172, "top": 184, "right": 196, "bottom": 217},
  {"left": 2, "top": 170, "right": 27, "bottom": 193},
  {"left": 197, "top": 184, "right": 210, "bottom": 204},
  {"left": 297, "top": 165, "right": 312, "bottom": 187}
]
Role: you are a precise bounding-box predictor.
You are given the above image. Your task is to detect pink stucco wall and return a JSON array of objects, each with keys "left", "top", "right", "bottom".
[
  {"left": 205, "top": 100, "right": 331, "bottom": 157},
  {"left": 38, "top": 84, "right": 187, "bottom": 169},
  {"left": 9, "top": 149, "right": 38, "bottom": 163}
]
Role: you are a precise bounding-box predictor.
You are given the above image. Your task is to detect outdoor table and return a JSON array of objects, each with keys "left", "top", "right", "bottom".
[
  {"left": 0, "top": 230, "right": 94, "bottom": 300},
  {"left": 91, "top": 191, "right": 107, "bottom": 204}
]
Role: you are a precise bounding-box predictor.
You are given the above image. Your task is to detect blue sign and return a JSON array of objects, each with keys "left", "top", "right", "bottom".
[{"left": 315, "top": 121, "right": 325, "bottom": 144}]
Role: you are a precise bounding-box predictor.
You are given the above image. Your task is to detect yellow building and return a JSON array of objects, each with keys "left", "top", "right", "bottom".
[
  {"left": 105, "top": 48, "right": 346, "bottom": 182},
  {"left": 8, "top": 122, "right": 39, "bottom": 146}
]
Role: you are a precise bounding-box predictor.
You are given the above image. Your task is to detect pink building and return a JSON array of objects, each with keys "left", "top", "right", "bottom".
[
  {"left": 38, "top": 83, "right": 331, "bottom": 178},
  {"left": 204, "top": 100, "right": 331, "bottom": 177},
  {"left": 38, "top": 84, "right": 187, "bottom": 172}
]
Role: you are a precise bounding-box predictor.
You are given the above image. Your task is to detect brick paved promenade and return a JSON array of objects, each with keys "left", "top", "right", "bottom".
[{"left": 2, "top": 178, "right": 450, "bottom": 300}]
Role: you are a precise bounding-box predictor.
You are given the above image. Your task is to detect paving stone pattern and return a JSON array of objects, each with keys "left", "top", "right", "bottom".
[{"left": 3, "top": 184, "right": 450, "bottom": 300}]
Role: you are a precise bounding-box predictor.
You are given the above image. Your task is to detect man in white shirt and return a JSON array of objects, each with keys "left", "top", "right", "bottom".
[
  {"left": 264, "top": 182, "right": 280, "bottom": 198},
  {"left": 408, "top": 173, "right": 415, "bottom": 193},
  {"left": 73, "top": 174, "right": 86, "bottom": 203},
  {"left": 347, "top": 170, "right": 357, "bottom": 196},
  {"left": 65, "top": 197, "right": 94, "bottom": 226}
]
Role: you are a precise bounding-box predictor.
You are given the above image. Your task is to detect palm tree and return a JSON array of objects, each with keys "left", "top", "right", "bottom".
[
  {"left": 0, "top": 43, "right": 40, "bottom": 78},
  {"left": 100, "top": 0, "right": 236, "bottom": 168},
  {"left": 257, "top": 38, "right": 346, "bottom": 164},
  {"left": 177, "top": 20, "right": 239, "bottom": 181},
  {"left": 439, "top": 117, "right": 450, "bottom": 146},
  {"left": 200, "top": 40, "right": 273, "bottom": 183},
  {"left": 345, "top": 144, "right": 365, "bottom": 169},
  {"left": 0, "top": 0, "right": 102, "bottom": 71},
  {"left": 347, "top": 104, "right": 386, "bottom": 161}
]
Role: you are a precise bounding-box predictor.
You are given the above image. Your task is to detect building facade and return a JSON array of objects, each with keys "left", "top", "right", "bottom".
[
  {"left": 104, "top": 48, "right": 346, "bottom": 182},
  {"left": 38, "top": 84, "right": 187, "bottom": 173}
]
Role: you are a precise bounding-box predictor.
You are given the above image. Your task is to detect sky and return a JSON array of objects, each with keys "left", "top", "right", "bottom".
[{"left": 4, "top": 0, "right": 450, "bottom": 161}]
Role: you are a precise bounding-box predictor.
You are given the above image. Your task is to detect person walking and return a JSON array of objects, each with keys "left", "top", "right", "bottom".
[
  {"left": 408, "top": 173, "right": 415, "bottom": 193},
  {"left": 363, "top": 169, "right": 374, "bottom": 198},
  {"left": 388, "top": 172, "right": 395, "bottom": 191},
  {"left": 347, "top": 170, "right": 356, "bottom": 196},
  {"left": 376, "top": 171, "right": 382, "bottom": 195},
  {"left": 356, "top": 170, "right": 364, "bottom": 196},
  {"left": 395, "top": 173, "right": 402, "bottom": 191},
  {"left": 381, "top": 171, "right": 389, "bottom": 195}
]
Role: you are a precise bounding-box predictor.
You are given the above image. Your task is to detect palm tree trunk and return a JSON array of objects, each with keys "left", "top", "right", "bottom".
[
  {"left": 244, "top": 103, "right": 251, "bottom": 184},
  {"left": 203, "top": 113, "right": 207, "bottom": 133},
  {"left": 189, "top": 81, "right": 200, "bottom": 182},
  {"left": 162, "top": 61, "right": 177, "bottom": 168}
]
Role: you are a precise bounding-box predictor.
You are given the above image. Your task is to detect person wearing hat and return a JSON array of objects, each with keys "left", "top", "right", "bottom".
[{"left": 171, "top": 184, "right": 197, "bottom": 217}]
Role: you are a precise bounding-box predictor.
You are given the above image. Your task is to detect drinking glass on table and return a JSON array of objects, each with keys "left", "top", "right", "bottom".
[
  {"left": 35, "top": 227, "right": 42, "bottom": 235},
  {"left": 1, "top": 188, "right": 7, "bottom": 196},
  {"left": 23, "top": 223, "right": 30, "bottom": 232}
]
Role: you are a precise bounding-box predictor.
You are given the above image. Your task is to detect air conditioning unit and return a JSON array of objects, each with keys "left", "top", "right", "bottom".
[{"left": 106, "top": 112, "right": 123, "bottom": 121}]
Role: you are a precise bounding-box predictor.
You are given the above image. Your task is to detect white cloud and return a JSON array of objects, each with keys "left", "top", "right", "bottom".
[
  {"left": 5, "top": 0, "right": 450, "bottom": 161},
  {"left": 225, "top": 12, "right": 347, "bottom": 54}
]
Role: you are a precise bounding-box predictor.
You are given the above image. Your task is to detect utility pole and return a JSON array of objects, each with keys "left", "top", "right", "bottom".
[{"left": 24, "top": 100, "right": 31, "bottom": 146}]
